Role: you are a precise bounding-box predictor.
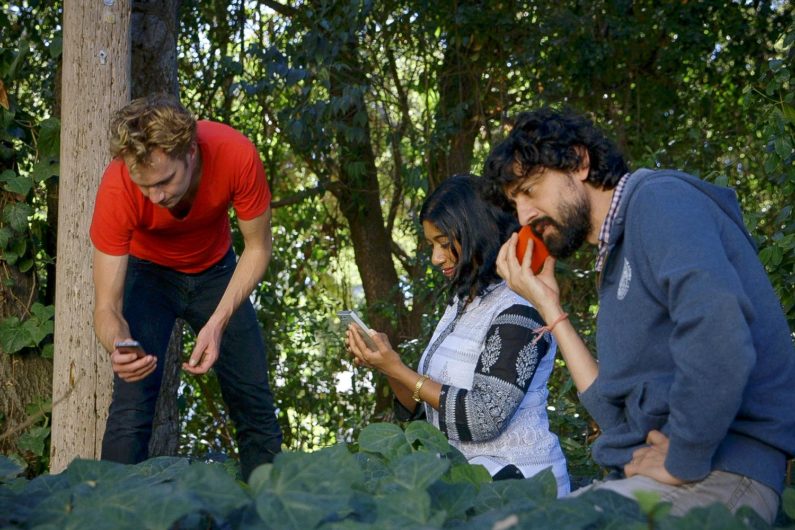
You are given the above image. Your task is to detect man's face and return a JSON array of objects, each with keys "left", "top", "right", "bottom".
[
  {"left": 127, "top": 146, "right": 197, "bottom": 209},
  {"left": 505, "top": 167, "right": 591, "bottom": 259}
]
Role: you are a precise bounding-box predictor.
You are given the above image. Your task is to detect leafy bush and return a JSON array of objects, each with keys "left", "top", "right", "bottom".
[{"left": 2, "top": 422, "right": 792, "bottom": 529}]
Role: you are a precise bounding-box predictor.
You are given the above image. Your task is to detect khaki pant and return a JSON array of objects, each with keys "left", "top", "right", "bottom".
[{"left": 571, "top": 470, "right": 779, "bottom": 524}]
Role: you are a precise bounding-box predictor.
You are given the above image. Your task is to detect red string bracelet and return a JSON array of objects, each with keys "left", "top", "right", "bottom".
[{"left": 531, "top": 312, "right": 569, "bottom": 346}]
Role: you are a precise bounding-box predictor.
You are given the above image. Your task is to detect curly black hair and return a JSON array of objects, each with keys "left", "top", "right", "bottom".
[
  {"left": 482, "top": 108, "right": 628, "bottom": 209},
  {"left": 420, "top": 174, "right": 518, "bottom": 304}
]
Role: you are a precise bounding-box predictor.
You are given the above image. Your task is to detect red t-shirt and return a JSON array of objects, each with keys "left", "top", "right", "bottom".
[{"left": 90, "top": 121, "right": 271, "bottom": 273}]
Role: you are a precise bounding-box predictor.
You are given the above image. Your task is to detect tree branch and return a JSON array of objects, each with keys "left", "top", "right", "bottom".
[
  {"left": 261, "top": 0, "right": 297, "bottom": 18},
  {"left": 0, "top": 376, "right": 79, "bottom": 442},
  {"left": 271, "top": 182, "right": 341, "bottom": 208}
]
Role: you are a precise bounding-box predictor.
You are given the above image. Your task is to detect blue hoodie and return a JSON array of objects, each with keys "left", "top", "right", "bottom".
[{"left": 579, "top": 169, "right": 795, "bottom": 494}]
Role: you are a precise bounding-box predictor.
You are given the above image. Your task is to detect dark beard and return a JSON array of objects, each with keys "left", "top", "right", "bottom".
[{"left": 531, "top": 194, "right": 591, "bottom": 260}]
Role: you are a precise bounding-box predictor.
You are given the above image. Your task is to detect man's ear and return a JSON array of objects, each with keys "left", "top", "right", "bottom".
[{"left": 573, "top": 145, "right": 590, "bottom": 181}]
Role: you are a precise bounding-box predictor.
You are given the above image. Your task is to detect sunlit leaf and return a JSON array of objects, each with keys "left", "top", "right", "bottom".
[{"left": 357, "top": 422, "right": 411, "bottom": 460}]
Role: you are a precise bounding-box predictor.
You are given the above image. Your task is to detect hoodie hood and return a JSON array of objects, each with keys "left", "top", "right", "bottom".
[{"left": 608, "top": 168, "right": 757, "bottom": 256}]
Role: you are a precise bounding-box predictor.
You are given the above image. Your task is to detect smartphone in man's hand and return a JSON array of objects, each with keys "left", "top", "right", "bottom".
[
  {"left": 114, "top": 339, "right": 145, "bottom": 358},
  {"left": 337, "top": 310, "right": 378, "bottom": 350},
  {"left": 516, "top": 225, "right": 550, "bottom": 274}
]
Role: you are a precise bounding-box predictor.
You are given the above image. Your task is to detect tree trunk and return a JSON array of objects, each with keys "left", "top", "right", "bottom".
[
  {"left": 130, "top": 0, "right": 182, "bottom": 459},
  {"left": 427, "top": 31, "right": 485, "bottom": 190},
  {"left": 131, "top": 0, "right": 180, "bottom": 98},
  {"left": 326, "top": 36, "right": 404, "bottom": 415},
  {"left": 50, "top": 0, "right": 130, "bottom": 473},
  {"left": 0, "top": 250, "right": 53, "bottom": 458}
]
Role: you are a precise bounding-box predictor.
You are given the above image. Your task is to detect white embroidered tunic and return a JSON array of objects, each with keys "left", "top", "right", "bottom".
[{"left": 417, "top": 282, "right": 570, "bottom": 496}]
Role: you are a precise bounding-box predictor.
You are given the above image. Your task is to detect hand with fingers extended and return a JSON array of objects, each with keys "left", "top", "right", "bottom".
[
  {"left": 183, "top": 319, "right": 224, "bottom": 375},
  {"left": 624, "top": 430, "right": 686, "bottom": 486},
  {"left": 111, "top": 338, "right": 157, "bottom": 382},
  {"left": 345, "top": 324, "right": 404, "bottom": 377},
  {"left": 496, "top": 231, "right": 561, "bottom": 319}
]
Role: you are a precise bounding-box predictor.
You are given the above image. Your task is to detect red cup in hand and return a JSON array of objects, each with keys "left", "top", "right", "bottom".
[{"left": 516, "top": 225, "right": 550, "bottom": 274}]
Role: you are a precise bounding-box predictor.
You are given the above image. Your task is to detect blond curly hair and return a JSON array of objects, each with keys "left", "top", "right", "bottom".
[{"left": 109, "top": 94, "right": 196, "bottom": 174}]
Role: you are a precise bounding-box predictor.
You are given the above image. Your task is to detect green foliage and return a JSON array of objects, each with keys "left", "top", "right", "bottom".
[
  {"left": 0, "top": 303, "right": 54, "bottom": 355},
  {"left": 0, "top": 4, "right": 59, "bottom": 357},
  {"left": 743, "top": 25, "right": 795, "bottom": 327},
  {"left": 2, "top": 422, "right": 792, "bottom": 529}
]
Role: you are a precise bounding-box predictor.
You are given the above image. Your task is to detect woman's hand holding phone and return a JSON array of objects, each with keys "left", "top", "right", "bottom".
[{"left": 341, "top": 312, "right": 404, "bottom": 376}]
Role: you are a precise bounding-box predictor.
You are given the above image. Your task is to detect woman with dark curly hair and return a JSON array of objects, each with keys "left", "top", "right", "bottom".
[{"left": 345, "top": 174, "right": 570, "bottom": 496}]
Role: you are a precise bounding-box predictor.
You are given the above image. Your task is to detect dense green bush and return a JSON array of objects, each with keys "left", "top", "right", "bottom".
[{"left": 2, "top": 422, "right": 794, "bottom": 529}]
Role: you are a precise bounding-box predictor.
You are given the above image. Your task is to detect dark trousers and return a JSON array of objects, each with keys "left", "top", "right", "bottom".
[{"left": 101, "top": 248, "right": 282, "bottom": 480}]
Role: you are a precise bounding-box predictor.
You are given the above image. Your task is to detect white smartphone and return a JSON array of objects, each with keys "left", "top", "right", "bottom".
[
  {"left": 337, "top": 310, "right": 378, "bottom": 350},
  {"left": 114, "top": 339, "right": 145, "bottom": 358}
]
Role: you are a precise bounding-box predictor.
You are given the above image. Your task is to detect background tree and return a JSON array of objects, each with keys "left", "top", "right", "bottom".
[
  {"left": 0, "top": 2, "right": 61, "bottom": 475},
  {"left": 50, "top": 0, "right": 131, "bottom": 473},
  {"left": 129, "top": 0, "right": 184, "bottom": 461}
]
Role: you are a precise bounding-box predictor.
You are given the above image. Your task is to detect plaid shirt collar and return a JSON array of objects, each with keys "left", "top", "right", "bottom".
[{"left": 594, "top": 172, "right": 631, "bottom": 272}]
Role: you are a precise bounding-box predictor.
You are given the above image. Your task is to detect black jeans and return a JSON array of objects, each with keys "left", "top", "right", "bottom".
[{"left": 101, "top": 248, "right": 282, "bottom": 479}]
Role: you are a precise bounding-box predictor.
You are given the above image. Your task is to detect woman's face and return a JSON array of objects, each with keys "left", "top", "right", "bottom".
[{"left": 423, "top": 220, "right": 460, "bottom": 279}]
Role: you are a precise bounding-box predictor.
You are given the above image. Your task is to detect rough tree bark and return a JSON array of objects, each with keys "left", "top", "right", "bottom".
[
  {"left": 326, "top": 33, "right": 404, "bottom": 415},
  {"left": 0, "top": 248, "right": 52, "bottom": 458},
  {"left": 130, "top": 0, "right": 182, "bottom": 459},
  {"left": 427, "top": 20, "right": 486, "bottom": 190},
  {"left": 50, "top": 0, "right": 130, "bottom": 473}
]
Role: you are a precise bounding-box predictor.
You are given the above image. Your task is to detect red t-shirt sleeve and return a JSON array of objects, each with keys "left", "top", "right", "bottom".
[
  {"left": 90, "top": 159, "right": 139, "bottom": 256},
  {"left": 230, "top": 136, "right": 271, "bottom": 221}
]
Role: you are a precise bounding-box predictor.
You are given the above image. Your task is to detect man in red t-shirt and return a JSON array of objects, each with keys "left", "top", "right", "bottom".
[{"left": 90, "top": 94, "right": 282, "bottom": 479}]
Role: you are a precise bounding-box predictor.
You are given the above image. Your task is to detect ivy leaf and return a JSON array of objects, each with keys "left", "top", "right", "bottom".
[
  {"left": 429, "top": 480, "right": 478, "bottom": 521},
  {"left": 3, "top": 202, "right": 32, "bottom": 232},
  {"left": 31, "top": 159, "right": 59, "bottom": 183},
  {"left": 49, "top": 35, "right": 63, "bottom": 59},
  {"left": 774, "top": 136, "right": 793, "bottom": 159},
  {"left": 22, "top": 316, "right": 53, "bottom": 346},
  {"left": 30, "top": 303, "right": 55, "bottom": 321},
  {"left": 17, "top": 426, "right": 50, "bottom": 457},
  {"left": 2, "top": 176, "right": 32, "bottom": 196},
  {"left": 174, "top": 463, "right": 249, "bottom": 519},
  {"left": 471, "top": 469, "right": 558, "bottom": 514},
  {"left": 404, "top": 420, "right": 452, "bottom": 454},
  {"left": 0, "top": 226, "right": 11, "bottom": 248},
  {"left": 18, "top": 257, "right": 34, "bottom": 273},
  {"left": 783, "top": 104, "right": 795, "bottom": 125},
  {"left": 372, "top": 487, "right": 436, "bottom": 527},
  {"left": 0, "top": 316, "right": 34, "bottom": 353},
  {"left": 357, "top": 422, "right": 411, "bottom": 460},
  {"left": 389, "top": 451, "right": 449, "bottom": 491},
  {"left": 446, "top": 461, "right": 492, "bottom": 486},
  {"left": 253, "top": 445, "right": 363, "bottom": 528},
  {"left": 634, "top": 489, "right": 672, "bottom": 519},
  {"left": 41, "top": 343, "right": 54, "bottom": 359},
  {"left": 37, "top": 118, "right": 60, "bottom": 159}
]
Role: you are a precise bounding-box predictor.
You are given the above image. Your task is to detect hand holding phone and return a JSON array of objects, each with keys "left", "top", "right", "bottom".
[
  {"left": 114, "top": 339, "right": 145, "bottom": 359},
  {"left": 337, "top": 310, "right": 378, "bottom": 351},
  {"left": 516, "top": 225, "right": 550, "bottom": 275}
]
